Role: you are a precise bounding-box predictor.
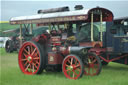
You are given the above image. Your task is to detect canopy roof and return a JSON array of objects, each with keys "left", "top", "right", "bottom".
[
  {"left": 10, "top": 7, "right": 114, "bottom": 25},
  {"left": 114, "top": 16, "right": 128, "bottom": 24}
]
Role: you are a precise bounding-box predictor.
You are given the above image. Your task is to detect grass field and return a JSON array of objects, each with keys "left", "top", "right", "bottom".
[
  {"left": 0, "top": 22, "right": 38, "bottom": 37},
  {"left": 0, "top": 22, "right": 19, "bottom": 31},
  {"left": 0, "top": 22, "right": 19, "bottom": 37},
  {"left": 0, "top": 48, "right": 128, "bottom": 85}
]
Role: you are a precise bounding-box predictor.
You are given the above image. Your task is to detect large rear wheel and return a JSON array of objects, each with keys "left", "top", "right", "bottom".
[
  {"left": 84, "top": 53, "right": 102, "bottom": 76},
  {"left": 62, "top": 54, "right": 84, "bottom": 79},
  {"left": 18, "top": 41, "right": 45, "bottom": 74}
]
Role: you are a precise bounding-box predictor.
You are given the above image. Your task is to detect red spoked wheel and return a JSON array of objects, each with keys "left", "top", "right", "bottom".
[
  {"left": 62, "top": 54, "right": 84, "bottom": 80},
  {"left": 18, "top": 41, "right": 45, "bottom": 75},
  {"left": 84, "top": 53, "right": 102, "bottom": 76}
]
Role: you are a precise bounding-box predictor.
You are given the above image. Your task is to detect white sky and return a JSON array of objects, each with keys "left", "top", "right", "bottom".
[{"left": 1, "top": 0, "right": 128, "bottom": 21}]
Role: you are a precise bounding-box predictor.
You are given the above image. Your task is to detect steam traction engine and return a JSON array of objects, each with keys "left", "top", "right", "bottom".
[{"left": 10, "top": 6, "right": 115, "bottom": 79}]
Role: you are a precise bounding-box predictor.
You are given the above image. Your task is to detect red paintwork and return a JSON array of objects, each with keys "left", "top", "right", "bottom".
[
  {"left": 60, "top": 46, "right": 69, "bottom": 56},
  {"left": 80, "top": 41, "right": 103, "bottom": 48},
  {"left": 88, "top": 7, "right": 113, "bottom": 22},
  {"left": 51, "top": 36, "right": 61, "bottom": 42},
  {"left": 89, "top": 47, "right": 128, "bottom": 64},
  {"left": 89, "top": 48, "right": 106, "bottom": 55},
  {"left": 99, "top": 54, "right": 128, "bottom": 63},
  {"left": 32, "top": 34, "right": 48, "bottom": 44},
  {"left": 51, "top": 36, "right": 61, "bottom": 46},
  {"left": 48, "top": 52, "right": 63, "bottom": 64},
  {"left": 18, "top": 42, "right": 40, "bottom": 74}
]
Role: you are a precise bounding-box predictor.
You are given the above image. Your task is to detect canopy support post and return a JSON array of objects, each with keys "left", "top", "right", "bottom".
[
  {"left": 91, "top": 12, "right": 94, "bottom": 42},
  {"left": 57, "top": 24, "right": 60, "bottom": 29},
  {"left": 19, "top": 24, "right": 22, "bottom": 47},
  {"left": 30, "top": 24, "right": 33, "bottom": 34},
  {"left": 49, "top": 24, "right": 51, "bottom": 32},
  {"left": 100, "top": 12, "right": 103, "bottom": 41}
]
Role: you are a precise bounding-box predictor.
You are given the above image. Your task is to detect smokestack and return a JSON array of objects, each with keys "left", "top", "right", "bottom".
[{"left": 74, "top": 5, "right": 83, "bottom": 10}]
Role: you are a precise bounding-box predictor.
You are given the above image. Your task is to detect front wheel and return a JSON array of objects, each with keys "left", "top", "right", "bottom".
[
  {"left": 18, "top": 41, "right": 45, "bottom": 74},
  {"left": 62, "top": 54, "right": 84, "bottom": 80},
  {"left": 84, "top": 53, "right": 102, "bottom": 76}
]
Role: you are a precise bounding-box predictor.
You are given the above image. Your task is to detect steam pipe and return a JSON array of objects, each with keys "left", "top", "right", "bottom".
[
  {"left": 100, "top": 12, "right": 103, "bottom": 41},
  {"left": 91, "top": 12, "right": 94, "bottom": 41}
]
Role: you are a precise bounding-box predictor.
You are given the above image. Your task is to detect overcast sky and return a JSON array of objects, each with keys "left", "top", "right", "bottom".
[{"left": 1, "top": 0, "right": 128, "bottom": 21}]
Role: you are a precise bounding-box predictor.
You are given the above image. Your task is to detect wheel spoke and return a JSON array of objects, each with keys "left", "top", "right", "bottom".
[
  {"left": 34, "top": 64, "right": 38, "bottom": 69},
  {"left": 21, "top": 58, "right": 27, "bottom": 61},
  {"left": 91, "top": 59, "right": 97, "bottom": 64},
  {"left": 23, "top": 53, "right": 28, "bottom": 58},
  {"left": 25, "top": 64, "right": 30, "bottom": 71},
  {"left": 28, "top": 46, "right": 31, "bottom": 55},
  {"left": 30, "top": 45, "right": 33, "bottom": 54},
  {"left": 75, "top": 59, "right": 77, "bottom": 65},
  {"left": 76, "top": 68, "right": 80, "bottom": 72},
  {"left": 31, "top": 48, "right": 36, "bottom": 56},
  {"left": 24, "top": 61, "right": 29, "bottom": 66},
  {"left": 72, "top": 72, "right": 75, "bottom": 78},
  {"left": 71, "top": 58, "right": 73, "bottom": 65},
  {"left": 35, "top": 61, "right": 40, "bottom": 65},
  {"left": 65, "top": 64, "right": 70, "bottom": 67},
  {"left": 32, "top": 51, "right": 39, "bottom": 57},
  {"left": 67, "top": 70, "right": 71, "bottom": 76},
  {"left": 73, "top": 70, "right": 78, "bottom": 76},
  {"left": 33, "top": 57, "right": 40, "bottom": 60},
  {"left": 24, "top": 49, "right": 29, "bottom": 55},
  {"left": 75, "top": 64, "right": 80, "bottom": 68},
  {"left": 66, "top": 69, "right": 71, "bottom": 72},
  {"left": 67, "top": 59, "right": 71, "bottom": 64}
]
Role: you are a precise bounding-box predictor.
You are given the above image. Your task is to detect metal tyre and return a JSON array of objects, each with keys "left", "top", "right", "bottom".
[
  {"left": 18, "top": 41, "right": 45, "bottom": 74},
  {"left": 5, "top": 40, "right": 13, "bottom": 53},
  {"left": 62, "top": 54, "right": 84, "bottom": 79},
  {"left": 84, "top": 53, "right": 102, "bottom": 76}
]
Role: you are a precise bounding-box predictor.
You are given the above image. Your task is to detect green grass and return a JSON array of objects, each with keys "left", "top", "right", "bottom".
[
  {"left": 0, "top": 23, "right": 19, "bottom": 31},
  {"left": 0, "top": 48, "right": 128, "bottom": 85}
]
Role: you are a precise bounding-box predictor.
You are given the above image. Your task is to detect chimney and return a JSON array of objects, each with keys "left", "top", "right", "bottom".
[{"left": 74, "top": 5, "right": 83, "bottom": 10}]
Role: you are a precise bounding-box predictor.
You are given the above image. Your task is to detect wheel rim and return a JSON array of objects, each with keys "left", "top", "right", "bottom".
[
  {"left": 18, "top": 42, "right": 40, "bottom": 74},
  {"left": 63, "top": 56, "right": 82, "bottom": 79},
  {"left": 84, "top": 54, "right": 100, "bottom": 76}
]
